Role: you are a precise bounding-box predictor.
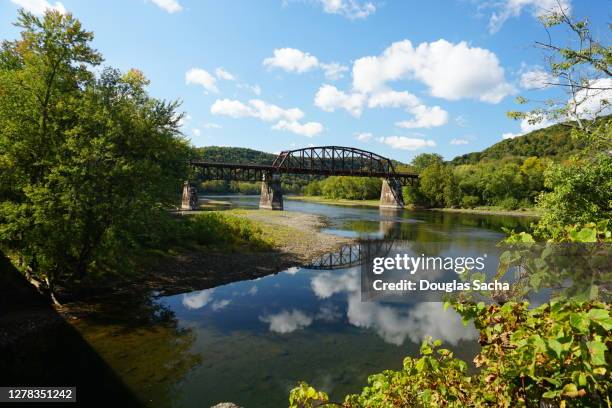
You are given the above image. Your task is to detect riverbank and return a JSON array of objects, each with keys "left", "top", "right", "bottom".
[
  {"left": 65, "top": 209, "right": 352, "bottom": 300},
  {"left": 287, "top": 195, "right": 381, "bottom": 207},
  {"left": 287, "top": 195, "right": 540, "bottom": 217},
  {"left": 427, "top": 207, "right": 540, "bottom": 217}
]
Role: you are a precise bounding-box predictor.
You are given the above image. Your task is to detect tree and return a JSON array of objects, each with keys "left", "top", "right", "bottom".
[
  {"left": 506, "top": 2, "right": 610, "bottom": 237},
  {"left": 418, "top": 163, "right": 458, "bottom": 207},
  {"left": 536, "top": 154, "right": 612, "bottom": 238},
  {"left": 508, "top": 2, "right": 611, "bottom": 145},
  {"left": 410, "top": 153, "right": 444, "bottom": 172},
  {"left": 0, "top": 10, "right": 190, "bottom": 300}
]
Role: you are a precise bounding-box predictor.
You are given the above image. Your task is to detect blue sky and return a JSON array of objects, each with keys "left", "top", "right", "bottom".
[{"left": 1, "top": 0, "right": 609, "bottom": 162}]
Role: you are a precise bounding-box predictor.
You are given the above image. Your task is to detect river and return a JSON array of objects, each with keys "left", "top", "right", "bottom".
[{"left": 71, "top": 196, "right": 535, "bottom": 407}]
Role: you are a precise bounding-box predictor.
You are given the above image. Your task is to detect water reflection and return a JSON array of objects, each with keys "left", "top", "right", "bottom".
[
  {"left": 72, "top": 197, "right": 535, "bottom": 407},
  {"left": 306, "top": 240, "right": 394, "bottom": 270},
  {"left": 259, "top": 309, "right": 314, "bottom": 334},
  {"left": 182, "top": 289, "right": 214, "bottom": 309},
  {"left": 71, "top": 294, "right": 201, "bottom": 407},
  {"left": 311, "top": 267, "right": 477, "bottom": 346}
]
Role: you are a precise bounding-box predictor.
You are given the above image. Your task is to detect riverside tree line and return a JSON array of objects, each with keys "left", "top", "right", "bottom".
[{"left": 0, "top": 10, "right": 269, "bottom": 299}]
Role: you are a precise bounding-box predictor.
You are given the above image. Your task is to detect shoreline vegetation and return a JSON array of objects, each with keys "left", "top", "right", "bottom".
[
  {"left": 58, "top": 209, "right": 353, "bottom": 302},
  {"left": 286, "top": 195, "right": 540, "bottom": 217}
]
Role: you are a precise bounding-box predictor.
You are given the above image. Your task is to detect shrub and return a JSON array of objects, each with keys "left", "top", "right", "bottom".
[
  {"left": 290, "top": 302, "right": 611, "bottom": 408},
  {"left": 498, "top": 197, "right": 520, "bottom": 210},
  {"left": 461, "top": 195, "right": 480, "bottom": 208}
]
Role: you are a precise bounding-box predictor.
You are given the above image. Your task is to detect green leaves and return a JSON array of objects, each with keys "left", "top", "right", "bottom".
[
  {"left": 569, "top": 227, "right": 597, "bottom": 243},
  {"left": 288, "top": 382, "right": 330, "bottom": 408},
  {"left": 587, "top": 308, "right": 612, "bottom": 330},
  {"left": 586, "top": 341, "right": 607, "bottom": 366},
  {"left": 569, "top": 312, "right": 590, "bottom": 334},
  {"left": 291, "top": 301, "right": 611, "bottom": 407},
  {"left": 0, "top": 10, "right": 191, "bottom": 288}
]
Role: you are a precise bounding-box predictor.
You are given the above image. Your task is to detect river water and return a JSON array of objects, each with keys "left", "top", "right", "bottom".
[{"left": 73, "top": 197, "right": 535, "bottom": 407}]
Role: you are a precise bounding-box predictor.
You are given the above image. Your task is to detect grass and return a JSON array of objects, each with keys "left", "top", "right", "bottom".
[
  {"left": 429, "top": 206, "right": 541, "bottom": 217},
  {"left": 221, "top": 208, "right": 319, "bottom": 247},
  {"left": 177, "top": 211, "right": 274, "bottom": 251},
  {"left": 287, "top": 195, "right": 381, "bottom": 207}
]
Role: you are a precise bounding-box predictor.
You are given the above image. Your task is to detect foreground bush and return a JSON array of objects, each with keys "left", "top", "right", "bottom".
[{"left": 290, "top": 301, "right": 611, "bottom": 408}]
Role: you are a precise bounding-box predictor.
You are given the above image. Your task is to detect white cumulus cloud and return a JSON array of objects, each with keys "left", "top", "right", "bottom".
[
  {"left": 353, "top": 39, "right": 514, "bottom": 103},
  {"left": 367, "top": 90, "right": 420, "bottom": 108},
  {"left": 211, "top": 98, "right": 303, "bottom": 121},
  {"left": 185, "top": 68, "right": 218, "bottom": 93},
  {"left": 520, "top": 68, "right": 552, "bottom": 89},
  {"left": 263, "top": 48, "right": 348, "bottom": 80},
  {"left": 320, "top": 62, "right": 349, "bottom": 80},
  {"left": 215, "top": 67, "right": 235, "bottom": 81},
  {"left": 502, "top": 115, "right": 555, "bottom": 139},
  {"left": 150, "top": 0, "right": 182, "bottom": 13},
  {"left": 10, "top": 0, "right": 65, "bottom": 14},
  {"left": 319, "top": 0, "right": 376, "bottom": 19},
  {"left": 355, "top": 132, "right": 373, "bottom": 141},
  {"left": 378, "top": 136, "right": 436, "bottom": 151},
  {"left": 264, "top": 48, "right": 319, "bottom": 73},
  {"left": 396, "top": 105, "right": 449, "bottom": 129},
  {"left": 211, "top": 98, "right": 322, "bottom": 137},
  {"left": 488, "top": 0, "right": 572, "bottom": 33},
  {"left": 272, "top": 120, "right": 323, "bottom": 137},
  {"left": 366, "top": 90, "right": 448, "bottom": 129},
  {"left": 314, "top": 84, "right": 366, "bottom": 117},
  {"left": 570, "top": 78, "right": 612, "bottom": 120},
  {"left": 450, "top": 138, "right": 469, "bottom": 145}
]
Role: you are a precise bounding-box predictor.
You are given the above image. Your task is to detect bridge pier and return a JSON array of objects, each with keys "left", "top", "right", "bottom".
[
  {"left": 380, "top": 178, "right": 404, "bottom": 209},
  {"left": 259, "top": 173, "right": 283, "bottom": 210},
  {"left": 181, "top": 181, "right": 199, "bottom": 210}
]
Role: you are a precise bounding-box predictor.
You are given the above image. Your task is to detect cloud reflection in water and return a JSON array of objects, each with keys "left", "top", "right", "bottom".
[
  {"left": 311, "top": 268, "right": 477, "bottom": 346},
  {"left": 259, "top": 309, "right": 314, "bottom": 333}
]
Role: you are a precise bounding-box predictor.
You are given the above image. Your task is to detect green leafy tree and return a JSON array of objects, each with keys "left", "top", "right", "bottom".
[
  {"left": 410, "top": 153, "right": 444, "bottom": 172},
  {"left": 418, "top": 163, "right": 458, "bottom": 207},
  {"left": 507, "top": 4, "right": 611, "bottom": 144},
  {"left": 536, "top": 154, "right": 612, "bottom": 238},
  {"left": 0, "top": 10, "right": 190, "bottom": 299}
]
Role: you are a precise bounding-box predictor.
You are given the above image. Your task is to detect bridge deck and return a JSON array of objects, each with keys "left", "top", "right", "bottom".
[{"left": 190, "top": 160, "right": 418, "bottom": 184}]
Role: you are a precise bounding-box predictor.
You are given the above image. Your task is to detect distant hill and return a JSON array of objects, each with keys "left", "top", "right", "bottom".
[
  {"left": 192, "top": 145, "right": 410, "bottom": 168},
  {"left": 192, "top": 146, "right": 277, "bottom": 165},
  {"left": 450, "top": 116, "right": 609, "bottom": 165}
]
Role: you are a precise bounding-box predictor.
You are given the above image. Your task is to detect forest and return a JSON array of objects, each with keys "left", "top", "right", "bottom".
[{"left": 198, "top": 114, "right": 610, "bottom": 212}]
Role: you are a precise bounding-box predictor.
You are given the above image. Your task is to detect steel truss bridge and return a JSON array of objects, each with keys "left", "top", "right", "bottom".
[{"left": 190, "top": 146, "right": 418, "bottom": 185}]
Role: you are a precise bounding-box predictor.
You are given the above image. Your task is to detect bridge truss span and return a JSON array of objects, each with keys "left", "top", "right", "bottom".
[
  {"left": 184, "top": 145, "right": 417, "bottom": 210},
  {"left": 191, "top": 146, "right": 418, "bottom": 185}
]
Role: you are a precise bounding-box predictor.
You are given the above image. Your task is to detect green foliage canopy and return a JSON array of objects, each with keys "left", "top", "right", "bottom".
[{"left": 0, "top": 11, "right": 190, "bottom": 291}]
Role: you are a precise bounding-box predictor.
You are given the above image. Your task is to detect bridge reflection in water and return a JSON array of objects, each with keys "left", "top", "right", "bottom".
[{"left": 306, "top": 240, "right": 395, "bottom": 270}]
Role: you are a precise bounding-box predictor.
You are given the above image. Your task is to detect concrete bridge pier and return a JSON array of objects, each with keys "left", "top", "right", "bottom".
[
  {"left": 181, "top": 181, "right": 199, "bottom": 210},
  {"left": 380, "top": 178, "right": 404, "bottom": 209},
  {"left": 260, "top": 173, "right": 283, "bottom": 210}
]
